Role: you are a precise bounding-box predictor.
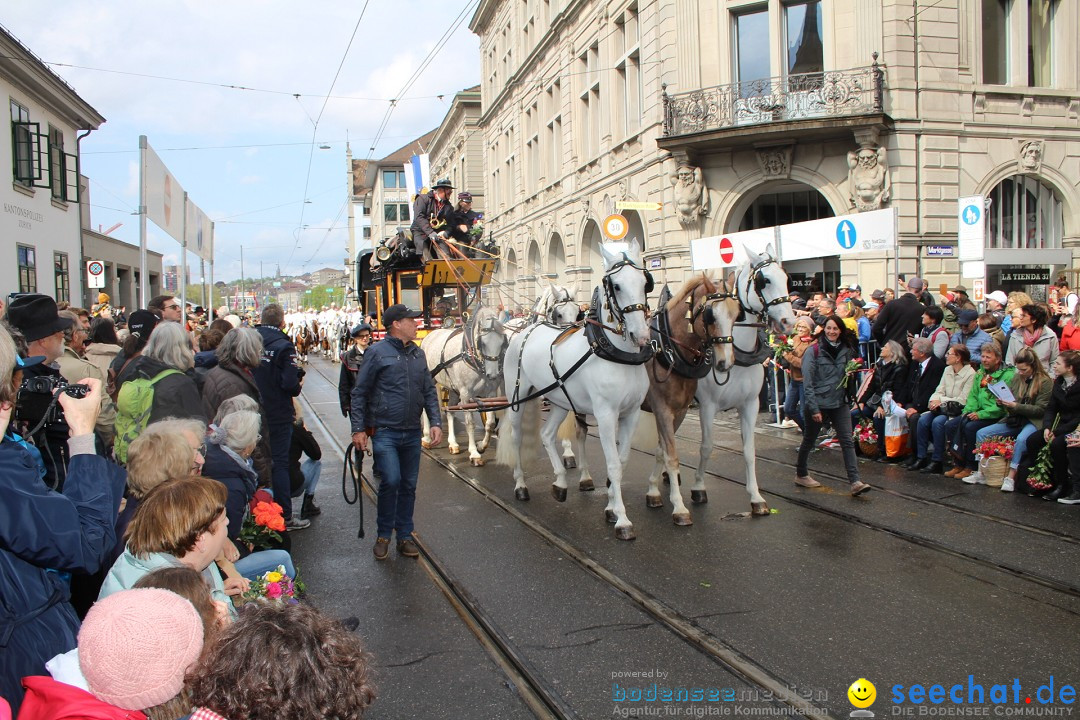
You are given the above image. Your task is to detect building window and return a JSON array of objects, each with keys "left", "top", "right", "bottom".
[
  {"left": 734, "top": 8, "right": 771, "bottom": 95},
  {"left": 382, "top": 169, "right": 405, "bottom": 189},
  {"left": 739, "top": 189, "right": 834, "bottom": 231},
  {"left": 987, "top": 175, "right": 1063, "bottom": 250},
  {"left": 578, "top": 43, "right": 601, "bottom": 159},
  {"left": 503, "top": 127, "right": 515, "bottom": 208},
  {"left": 54, "top": 252, "right": 70, "bottom": 303},
  {"left": 785, "top": 1, "right": 823, "bottom": 76},
  {"left": 383, "top": 203, "right": 410, "bottom": 222},
  {"left": 616, "top": 6, "right": 642, "bottom": 138},
  {"left": 525, "top": 102, "right": 540, "bottom": 192},
  {"left": 545, "top": 81, "right": 563, "bottom": 182},
  {"left": 982, "top": 0, "right": 1009, "bottom": 84},
  {"left": 1028, "top": 0, "right": 1055, "bottom": 87},
  {"left": 981, "top": 0, "right": 1057, "bottom": 87},
  {"left": 10, "top": 99, "right": 40, "bottom": 187},
  {"left": 17, "top": 244, "right": 37, "bottom": 293},
  {"left": 362, "top": 226, "right": 372, "bottom": 239}
]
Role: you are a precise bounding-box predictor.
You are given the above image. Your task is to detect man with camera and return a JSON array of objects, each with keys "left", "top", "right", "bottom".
[{"left": 7, "top": 295, "right": 84, "bottom": 490}]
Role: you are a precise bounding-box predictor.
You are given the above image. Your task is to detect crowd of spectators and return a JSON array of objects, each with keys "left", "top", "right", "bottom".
[
  {"left": 0, "top": 293, "right": 373, "bottom": 717},
  {"left": 778, "top": 276, "right": 1080, "bottom": 501}
]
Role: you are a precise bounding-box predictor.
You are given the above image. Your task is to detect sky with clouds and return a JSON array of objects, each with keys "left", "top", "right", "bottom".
[{"left": 4, "top": 1, "right": 481, "bottom": 284}]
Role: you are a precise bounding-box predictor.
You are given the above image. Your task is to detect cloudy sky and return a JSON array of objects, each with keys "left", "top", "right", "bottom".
[{"left": 4, "top": 1, "right": 481, "bottom": 283}]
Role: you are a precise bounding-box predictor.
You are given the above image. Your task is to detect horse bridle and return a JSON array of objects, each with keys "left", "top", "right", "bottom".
[
  {"left": 601, "top": 255, "right": 650, "bottom": 334},
  {"left": 689, "top": 284, "right": 737, "bottom": 349}
]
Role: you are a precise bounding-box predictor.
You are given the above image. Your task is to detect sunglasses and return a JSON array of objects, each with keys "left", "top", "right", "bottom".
[{"left": 164, "top": 304, "right": 181, "bottom": 311}]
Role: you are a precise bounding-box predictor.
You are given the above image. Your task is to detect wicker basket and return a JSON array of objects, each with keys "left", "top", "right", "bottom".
[
  {"left": 979, "top": 455, "right": 1008, "bottom": 488},
  {"left": 857, "top": 440, "right": 880, "bottom": 458}
]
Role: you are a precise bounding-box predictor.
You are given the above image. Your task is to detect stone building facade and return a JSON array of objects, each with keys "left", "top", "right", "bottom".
[{"left": 468, "top": 0, "right": 1080, "bottom": 303}]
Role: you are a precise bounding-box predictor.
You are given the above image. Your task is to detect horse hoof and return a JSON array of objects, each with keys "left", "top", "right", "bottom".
[
  {"left": 751, "top": 502, "right": 771, "bottom": 516},
  {"left": 605, "top": 509, "right": 617, "bottom": 524},
  {"left": 615, "top": 526, "right": 636, "bottom": 541},
  {"left": 448, "top": 447, "right": 461, "bottom": 455},
  {"left": 421, "top": 440, "right": 433, "bottom": 449},
  {"left": 470, "top": 458, "right": 485, "bottom": 467},
  {"left": 515, "top": 487, "right": 530, "bottom": 501},
  {"left": 562, "top": 456, "right": 577, "bottom": 470},
  {"left": 646, "top": 495, "right": 663, "bottom": 508},
  {"left": 690, "top": 490, "right": 709, "bottom": 504},
  {"left": 579, "top": 478, "right": 595, "bottom": 492},
  {"left": 672, "top": 512, "right": 693, "bottom": 526},
  {"left": 551, "top": 485, "right": 567, "bottom": 502}
]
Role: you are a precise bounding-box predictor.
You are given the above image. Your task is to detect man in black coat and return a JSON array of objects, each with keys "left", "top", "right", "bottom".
[
  {"left": 900, "top": 337, "right": 948, "bottom": 470},
  {"left": 338, "top": 323, "right": 372, "bottom": 416},
  {"left": 872, "top": 277, "right": 928, "bottom": 355},
  {"left": 410, "top": 178, "right": 455, "bottom": 261},
  {"left": 254, "top": 304, "right": 306, "bottom": 530}
]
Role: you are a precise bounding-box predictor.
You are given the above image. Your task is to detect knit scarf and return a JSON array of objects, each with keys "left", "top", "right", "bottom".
[{"left": 1022, "top": 328, "right": 1040, "bottom": 347}]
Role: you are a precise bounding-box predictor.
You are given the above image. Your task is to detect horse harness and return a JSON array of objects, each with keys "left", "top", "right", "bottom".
[
  {"left": 651, "top": 282, "right": 736, "bottom": 381},
  {"left": 429, "top": 314, "right": 506, "bottom": 381},
  {"left": 723, "top": 257, "right": 790, "bottom": 368}
]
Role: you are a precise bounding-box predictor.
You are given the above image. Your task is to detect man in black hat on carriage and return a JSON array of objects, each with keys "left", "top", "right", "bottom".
[
  {"left": 448, "top": 191, "right": 482, "bottom": 257},
  {"left": 411, "top": 178, "right": 455, "bottom": 262}
]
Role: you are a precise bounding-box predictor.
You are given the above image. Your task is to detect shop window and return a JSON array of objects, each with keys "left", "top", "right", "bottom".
[{"left": 986, "top": 175, "right": 1063, "bottom": 249}]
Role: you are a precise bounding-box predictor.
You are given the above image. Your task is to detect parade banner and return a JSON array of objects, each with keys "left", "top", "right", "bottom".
[
  {"left": 779, "top": 208, "right": 897, "bottom": 261},
  {"left": 142, "top": 140, "right": 185, "bottom": 245},
  {"left": 690, "top": 228, "right": 775, "bottom": 270},
  {"left": 185, "top": 201, "right": 213, "bottom": 263}
]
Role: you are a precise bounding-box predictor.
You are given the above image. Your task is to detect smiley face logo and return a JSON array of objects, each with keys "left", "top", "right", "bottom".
[{"left": 848, "top": 678, "right": 876, "bottom": 708}]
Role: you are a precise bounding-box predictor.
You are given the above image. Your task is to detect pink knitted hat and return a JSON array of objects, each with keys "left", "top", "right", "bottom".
[{"left": 79, "top": 588, "right": 204, "bottom": 710}]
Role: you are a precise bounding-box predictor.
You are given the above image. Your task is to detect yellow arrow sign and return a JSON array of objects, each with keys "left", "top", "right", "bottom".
[{"left": 616, "top": 201, "right": 662, "bottom": 211}]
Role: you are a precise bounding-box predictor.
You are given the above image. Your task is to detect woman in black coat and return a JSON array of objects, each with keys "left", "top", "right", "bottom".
[{"left": 1016, "top": 350, "right": 1080, "bottom": 499}]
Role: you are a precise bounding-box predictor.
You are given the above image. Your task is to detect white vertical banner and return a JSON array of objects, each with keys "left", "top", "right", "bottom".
[
  {"left": 185, "top": 201, "right": 214, "bottom": 263},
  {"left": 142, "top": 141, "right": 186, "bottom": 244},
  {"left": 957, "top": 195, "right": 985, "bottom": 261}
]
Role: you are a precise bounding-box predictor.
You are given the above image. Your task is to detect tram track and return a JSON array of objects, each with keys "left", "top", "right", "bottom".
[{"left": 300, "top": 358, "right": 836, "bottom": 720}]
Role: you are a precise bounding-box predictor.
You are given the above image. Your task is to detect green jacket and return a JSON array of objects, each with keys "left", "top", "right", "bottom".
[{"left": 963, "top": 365, "right": 1015, "bottom": 420}]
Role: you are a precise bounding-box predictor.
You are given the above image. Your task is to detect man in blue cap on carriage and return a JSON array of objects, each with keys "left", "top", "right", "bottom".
[{"left": 411, "top": 178, "right": 455, "bottom": 262}]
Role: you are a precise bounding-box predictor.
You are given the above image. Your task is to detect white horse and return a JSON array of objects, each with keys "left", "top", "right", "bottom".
[
  {"left": 421, "top": 306, "right": 508, "bottom": 465},
  {"left": 688, "top": 244, "right": 797, "bottom": 514},
  {"left": 503, "top": 283, "right": 582, "bottom": 335},
  {"left": 496, "top": 240, "right": 652, "bottom": 540}
]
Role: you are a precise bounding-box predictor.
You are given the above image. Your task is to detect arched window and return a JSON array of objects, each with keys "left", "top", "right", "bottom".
[
  {"left": 547, "top": 233, "right": 566, "bottom": 275},
  {"left": 987, "top": 175, "right": 1063, "bottom": 250},
  {"left": 526, "top": 239, "right": 542, "bottom": 275},
  {"left": 503, "top": 246, "right": 517, "bottom": 283},
  {"left": 739, "top": 186, "right": 834, "bottom": 230}
]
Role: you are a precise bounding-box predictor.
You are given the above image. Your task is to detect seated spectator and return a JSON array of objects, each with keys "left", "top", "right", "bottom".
[
  {"left": 916, "top": 344, "right": 976, "bottom": 475},
  {"left": 1015, "top": 351, "right": 1080, "bottom": 499},
  {"left": 188, "top": 603, "right": 375, "bottom": 720},
  {"left": 20, "top": 588, "right": 203, "bottom": 720},
  {"left": 0, "top": 329, "right": 125, "bottom": 713},
  {"left": 1004, "top": 291, "right": 1034, "bottom": 338},
  {"left": 946, "top": 343, "right": 1014, "bottom": 480},
  {"left": 1005, "top": 303, "right": 1060, "bottom": 376},
  {"left": 1060, "top": 302, "right": 1080, "bottom": 352},
  {"left": 918, "top": 305, "right": 950, "bottom": 359},
  {"left": 968, "top": 348, "right": 1052, "bottom": 491},
  {"left": 895, "top": 338, "right": 947, "bottom": 469},
  {"left": 1061, "top": 431, "right": 1080, "bottom": 505},
  {"left": 99, "top": 475, "right": 246, "bottom": 617},
  {"left": 134, "top": 566, "right": 230, "bottom": 644},
  {"left": 953, "top": 309, "right": 994, "bottom": 367},
  {"left": 202, "top": 410, "right": 295, "bottom": 580},
  {"left": 290, "top": 397, "right": 323, "bottom": 519},
  {"left": 855, "top": 340, "right": 908, "bottom": 455},
  {"left": 978, "top": 312, "right": 1006, "bottom": 355}
]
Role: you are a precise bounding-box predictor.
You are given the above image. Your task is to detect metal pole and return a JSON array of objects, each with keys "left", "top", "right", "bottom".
[
  {"left": 138, "top": 136, "right": 148, "bottom": 307},
  {"left": 240, "top": 245, "right": 245, "bottom": 313},
  {"left": 180, "top": 192, "right": 188, "bottom": 318},
  {"left": 209, "top": 222, "right": 215, "bottom": 315}
]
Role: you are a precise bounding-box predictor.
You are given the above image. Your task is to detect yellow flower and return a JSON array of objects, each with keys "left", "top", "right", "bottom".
[{"left": 265, "top": 571, "right": 283, "bottom": 583}]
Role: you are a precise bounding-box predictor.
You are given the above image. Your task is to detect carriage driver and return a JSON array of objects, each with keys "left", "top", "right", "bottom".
[
  {"left": 338, "top": 323, "right": 372, "bottom": 417},
  {"left": 411, "top": 178, "right": 455, "bottom": 262}
]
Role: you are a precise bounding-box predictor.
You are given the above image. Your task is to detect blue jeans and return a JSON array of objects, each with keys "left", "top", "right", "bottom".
[
  {"left": 783, "top": 380, "right": 804, "bottom": 429},
  {"left": 917, "top": 412, "right": 963, "bottom": 461},
  {"left": 975, "top": 421, "right": 1037, "bottom": 470},
  {"left": 267, "top": 422, "right": 294, "bottom": 520},
  {"left": 300, "top": 458, "right": 322, "bottom": 495},
  {"left": 371, "top": 428, "right": 423, "bottom": 540},
  {"left": 234, "top": 549, "right": 295, "bottom": 580}
]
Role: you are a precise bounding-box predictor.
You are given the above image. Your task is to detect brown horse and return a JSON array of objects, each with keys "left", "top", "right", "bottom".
[{"left": 641, "top": 275, "right": 740, "bottom": 525}]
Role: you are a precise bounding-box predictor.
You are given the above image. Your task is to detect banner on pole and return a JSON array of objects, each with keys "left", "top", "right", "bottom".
[
  {"left": 957, "top": 196, "right": 985, "bottom": 261},
  {"left": 142, "top": 139, "right": 214, "bottom": 262},
  {"left": 779, "top": 208, "right": 896, "bottom": 261},
  {"left": 690, "top": 228, "right": 774, "bottom": 270},
  {"left": 185, "top": 202, "right": 213, "bottom": 262}
]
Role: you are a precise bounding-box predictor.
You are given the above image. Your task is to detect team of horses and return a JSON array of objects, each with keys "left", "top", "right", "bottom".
[
  {"left": 291, "top": 316, "right": 351, "bottom": 364},
  {"left": 414, "top": 239, "right": 795, "bottom": 540}
]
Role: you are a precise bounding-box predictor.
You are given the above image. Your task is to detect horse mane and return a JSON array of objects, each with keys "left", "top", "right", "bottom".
[{"left": 665, "top": 274, "right": 717, "bottom": 313}]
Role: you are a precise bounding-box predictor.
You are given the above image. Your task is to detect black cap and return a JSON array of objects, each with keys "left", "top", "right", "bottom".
[
  {"left": 382, "top": 304, "right": 422, "bottom": 327},
  {"left": 127, "top": 310, "right": 159, "bottom": 338},
  {"left": 350, "top": 323, "right": 373, "bottom": 337},
  {"left": 7, "top": 294, "right": 74, "bottom": 342},
  {"left": 956, "top": 309, "right": 980, "bottom": 325},
  {"left": 433, "top": 178, "right": 454, "bottom": 189}
]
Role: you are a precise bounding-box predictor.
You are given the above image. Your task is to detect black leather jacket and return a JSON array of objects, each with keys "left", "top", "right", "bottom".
[{"left": 349, "top": 337, "right": 441, "bottom": 433}]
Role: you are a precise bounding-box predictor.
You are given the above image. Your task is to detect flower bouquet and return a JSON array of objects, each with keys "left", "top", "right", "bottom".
[
  {"left": 769, "top": 334, "right": 794, "bottom": 362},
  {"left": 239, "top": 496, "right": 286, "bottom": 550},
  {"left": 467, "top": 218, "right": 485, "bottom": 242},
  {"left": 975, "top": 435, "right": 1015, "bottom": 488},
  {"left": 1027, "top": 416, "right": 1060, "bottom": 491},
  {"left": 837, "top": 357, "right": 865, "bottom": 390},
  {"left": 239, "top": 565, "right": 304, "bottom": 606},
  {"left": 854, "top": 419, "right": 879, "bottom": 457}
]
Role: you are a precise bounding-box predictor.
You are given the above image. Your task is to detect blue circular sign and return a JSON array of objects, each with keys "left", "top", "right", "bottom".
[
  {"left": 962, "top": 205, "right": 981, "bottom": 225},
  {"left": 836, "top": 220, "right": 857, "bottom": 249}
]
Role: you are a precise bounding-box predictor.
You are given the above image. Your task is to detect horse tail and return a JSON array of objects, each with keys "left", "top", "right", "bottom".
[
  {"left": 495, "top": 395, "right": 541, "bottom": 468},
  {"left": 632, "top": 410, "right": 658, "bottom": 451},
  {"left": 557, "top": 412, "right": 578, "bottom": 442}
]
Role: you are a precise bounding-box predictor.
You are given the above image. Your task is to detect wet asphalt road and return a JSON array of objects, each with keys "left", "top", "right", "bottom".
[{"left": 292, "top": 357, "right": 1080, "bottom": 720}]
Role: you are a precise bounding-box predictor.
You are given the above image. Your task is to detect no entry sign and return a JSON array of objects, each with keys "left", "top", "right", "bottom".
[{"left": 719, "top": 237, "right": 734, "bottom": 264}]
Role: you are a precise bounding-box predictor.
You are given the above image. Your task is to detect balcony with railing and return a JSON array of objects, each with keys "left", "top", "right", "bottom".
[{"left": 659, "top": 56, "right": 888, "bottom": 150}]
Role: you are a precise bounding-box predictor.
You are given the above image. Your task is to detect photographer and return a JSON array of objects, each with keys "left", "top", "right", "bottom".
[
  {"left": 0, "top": 324, "right": 127, "bottom": 714},
  {"left": 7, "top": 294, "right": 83, "bottom": 490}
]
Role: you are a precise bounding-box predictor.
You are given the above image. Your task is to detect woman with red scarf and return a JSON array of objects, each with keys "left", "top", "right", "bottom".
[{"left": 1005, "top": 303, "right": 1059, "bottom": 376}]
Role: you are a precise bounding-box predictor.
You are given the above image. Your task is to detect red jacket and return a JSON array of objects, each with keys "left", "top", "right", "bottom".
[
  {"left": 1060, "top": 321, "right": 1080, "bottom": 351},
  {"left": 17, "top": 677, "right": 146, "bottom": 720}
]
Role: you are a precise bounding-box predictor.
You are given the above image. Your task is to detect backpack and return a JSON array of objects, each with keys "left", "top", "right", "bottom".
[{"left": 113, "top": 368, "right": 180, "bottom": 463}]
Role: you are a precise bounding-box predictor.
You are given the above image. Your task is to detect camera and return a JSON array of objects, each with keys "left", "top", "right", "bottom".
[{"left": 16, "top": 376, "right": 89, "bottom": 428}]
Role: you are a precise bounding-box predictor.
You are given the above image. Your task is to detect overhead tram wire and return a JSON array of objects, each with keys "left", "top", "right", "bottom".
[{"left": 285, "top": 0, "right": 372, "bottom": 274}]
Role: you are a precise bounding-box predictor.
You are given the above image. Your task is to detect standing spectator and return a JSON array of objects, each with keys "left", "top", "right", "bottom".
[
  {"left": 148, "top": 295, "right": 184, "bottom": 323},
  {"left": 194, "top": 327, "right": 225, "bottom": 388},
  {"left": 85, "top": 317, "right": 122, "bottom": 380},
  {"left": 953, "top": 309, "right": 994, "bottom": 367},
  {"left": 897, "top": 338, "right": 947, "bottom": 470},
  {"left": 812, "top": 296, "right": 835, "bottom": 329},
  {"left": 253, "top": 304, "right": 307, "bottom": 530},
  {"left": 968, "top": 348, "right": 1051, "bottom": 491},
  {"left": 55, "top": 310, "right": 116, "bottom": 446},
  {"left": 1004, "top": 291, "right": 1034, "bottom": 340},
  {"left": 949, "top": 285, "right": 977, "bottom": 311},
  {"left": 946, "top": 343, "right": 1014, "bottom": 480},
  {"left": 780, "top": 317, "right": 815, "bottom": 431},
  {"left": 6, "top": 294, "right": 78, "bottom": 489},
  {"left": 1005, "top": 303, "right": 1060, "bottom": 374},
  {"left": 290, "top": 398, "right": 323, "bottom": 520},
  {"left": 350, "top": 304, "right": 443, "bottom": 559},
  {"left": 915, "top": 344, "right": 976, "bottom": 475},
  {"left": 115, "top": 322, "right": 206, "bottom": 425},
  {"left": 917, "top": 305, "right": 951, "bottom": 359},
  {"left": 0, "top": 341, "right": 124, "bottom": 714},
  {"left": 979, "top": 313, "right": 1007, "bottom": 355},
  {"left": 872, "top": 277, "right": 927, "bottom": 353},
  {"left": 1015, "top": 351, "right": 1080, "bottom": 499},
  {"left": 793, "top": 315, "right": 871, "bottom": 496},
  {"left": 1060, "top": 302, "right": 1080, "bottom": 351},
  {"left": 108, "top": 310, "right": 159, "bottom": 397},
  {"left": 338, "top": 323, "right": 372, "bottom": 416},
  {"left": 986, "top": 290, "right": 1010, "bottom": 333}
]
